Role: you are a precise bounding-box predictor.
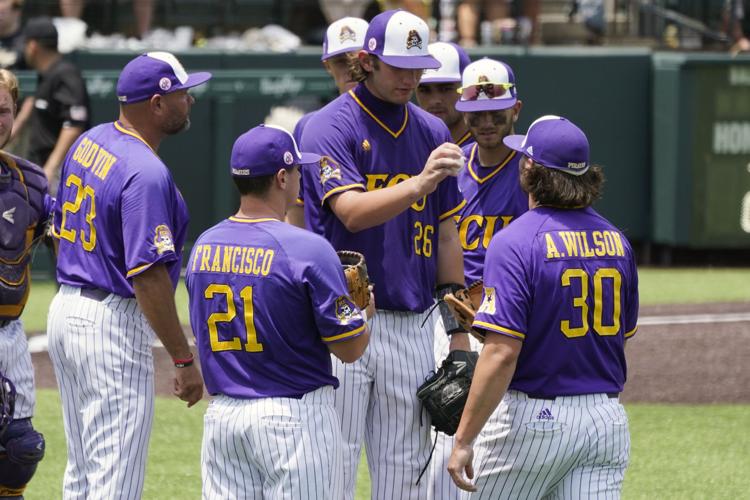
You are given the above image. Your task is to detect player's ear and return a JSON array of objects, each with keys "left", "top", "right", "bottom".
[
  {"left": 512, "top": 100, "right": 522, "bottom": 123},
  {"left": 359, "top": 51, "right": 375, "bottom": 72}
]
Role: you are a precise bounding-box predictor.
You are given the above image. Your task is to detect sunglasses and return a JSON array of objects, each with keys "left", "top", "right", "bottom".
[{"left": 458, "top": 82, "right": 514, "bottom": 101}]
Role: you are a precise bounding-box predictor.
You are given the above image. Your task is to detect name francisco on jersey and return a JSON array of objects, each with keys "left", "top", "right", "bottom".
[
  {"left": 69, "top": 136, "right": 117, "bottom": 180},
  {"left": 190, "top": 244, "right": 275, "bottom": 276},
  {"left": 544, "top": 230, "right": 625, "bottom": 260}
]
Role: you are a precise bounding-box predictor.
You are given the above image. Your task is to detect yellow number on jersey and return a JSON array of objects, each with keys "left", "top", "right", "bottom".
[
  {"left": 414, "top": 221, "right": 434, "bottom": 257},
  {"left": 204, "top": 284, "right": 264, "bottom": 353},
  {"left": 560, "top": 267, "right": 622, "bottom": 338},
  {"left": 59, "top": 174, "right": 97, "bottom": 251}
]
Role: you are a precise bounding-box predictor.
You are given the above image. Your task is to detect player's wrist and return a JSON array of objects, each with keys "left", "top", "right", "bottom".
[{"left": 172, "top": 353, "right": 195, "bottom": 368}]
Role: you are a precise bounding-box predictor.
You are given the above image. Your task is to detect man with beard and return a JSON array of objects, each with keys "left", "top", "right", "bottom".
[
  {"left": 47, "top": 52, "right": 208, "bottom": 500},
  {"left": 415, "top": 42, "right": 472, "bottom": 147}
]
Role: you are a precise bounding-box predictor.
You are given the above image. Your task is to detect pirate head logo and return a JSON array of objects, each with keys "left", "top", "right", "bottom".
[
  {"left": 319, "top": 156, "right": 342, "bottom": 185},
  {"left": 339, "top": 25, "right": 357, "bottom": 43},
  {"left": 361, "top": 139, "right": 371, "bottom": 152},
  {"left": 475, "top": 75, "right": 495, "bottom": 98},
  {"left": 159, "top": 77, "right": 172, "bottom": 91},
  {"left": 406, "top": 29, "right": 422, "bottom": 50},
  {"left": 335, "top": 296, "right": 362, "bottom": 324},
  {"left": 154, "top": 224, "right": 175, "bottom": 255}
]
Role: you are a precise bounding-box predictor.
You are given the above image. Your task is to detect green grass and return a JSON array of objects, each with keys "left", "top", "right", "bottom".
[
  {"left": 25, "top": 390, "right": 750, "bottom": 500},
  {"left": 19, "top": 268, "right": 750, "bottom": 332}
]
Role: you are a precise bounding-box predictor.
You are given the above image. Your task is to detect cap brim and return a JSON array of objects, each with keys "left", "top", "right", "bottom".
[
  {"left": 181, "top": 71, "right": 212, "bottom": 90},
  {"left": 502, "top": 134, "right": 527, "bottom": 153},
  {"left": 419, "top": 76, "right": 461, "bottom": 84},
  {"left": 377, "top": 54, "right": 441, "bottom": 70},
  {"left": 456, "top": 97, "right": 517, "bottom": 112},
  {"left": 322, "top": 46, "right": 361, "bottom": 61},
  {"left": 297, "top": 152, "right": 321, "bottom": 165}
]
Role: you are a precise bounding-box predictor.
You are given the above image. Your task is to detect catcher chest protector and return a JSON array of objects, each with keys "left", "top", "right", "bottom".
[{"left": 0, "top": 153, "right": 47, "bottom": 320}]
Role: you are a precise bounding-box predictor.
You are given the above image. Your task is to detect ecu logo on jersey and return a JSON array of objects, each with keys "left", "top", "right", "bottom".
[
  {"left": 406, "top": 30, "right": 422, "bottom": 50},
  {"left": 361, "top": 139, "right": 371, "bottom": 152},
  {"left": 339, "top": 25, "right": 356, "bottom": 43},
  {"left": 335, "top": 296, "right": 362, "bottom": 324},
  {"left": 319, "top": 156, "right": 342, "bottom": 185},
  {"left": 477, "top": 286, "right": 496, "bottom": 315},
  {"left": 154, "top": 224, "right": 175, "bottom": 255}
]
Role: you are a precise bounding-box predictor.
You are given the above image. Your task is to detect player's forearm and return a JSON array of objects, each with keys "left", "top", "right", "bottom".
[
  {"left": 328, "top": 177, "right": 428, "bottom": 232},
  {"left": 329, "top": 328, "right": 370, "bottom": 363},
  {"left": 43, "top": 126, "right": 84, "bottom": 182},
  {"left": 436, "top": 219, "right": 464, "bottom": 285},
  {"left": 454, "top": 335, "right": 519, "bottom": 447},
  {"left": 132, "top": 264, "right": 192, "bottom": 360}
]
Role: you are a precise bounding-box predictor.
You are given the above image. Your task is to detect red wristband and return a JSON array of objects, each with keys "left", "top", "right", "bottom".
[{"left": 173, "top": 353, "right": 194, "bottom": 368}]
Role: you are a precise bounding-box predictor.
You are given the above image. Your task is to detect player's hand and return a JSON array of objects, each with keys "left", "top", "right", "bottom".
[
  {"left": 447, "top": 442, "right": 477, "bottom": 492},
  {"left": 449, "top": 332, "right": 471, "bottom": 352},
  {"left": 417, "top": 143, "right": 465, "bottom": 195},
  {"left": 174, "top": 364, "right": 204, "bottom": 407},
  {"left": 365, "top": 285, "right": 376, "bottom": 322}
]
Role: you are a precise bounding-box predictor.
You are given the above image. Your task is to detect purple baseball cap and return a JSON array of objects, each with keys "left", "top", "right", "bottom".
[
  {"left": 117, "top": 52, "right": 212, "bottom": 104},
  {"left": 456, "top": 58, "right": 517, "bottom": 112},
  {"left": 322, "top": 17, "right": 369, "bottom": 61},
  {"left": 504, "top": 115, "right": 590, "bottom": 176},
  {"left": 421, "top": 42, "right": 471, "bottom": 84},
  {"left": 231, "top": 124, "right": 321, "bottom": 178},
  {"left": 364, "top": 10, "right": 440, "bottom": 70}
]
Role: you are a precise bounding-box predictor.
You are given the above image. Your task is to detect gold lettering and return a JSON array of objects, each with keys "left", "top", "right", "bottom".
[
  {"left": 500, "top": 215, "right": 514, "bottom": 228},
  {"left": 252, "top": 249, "right": 263, "bottom": 275},
  {"left": 603, "top": 232, "right": 616, "bottom": 256},
  {"left": 80, "top": 142, "right": 99, "bottom": 169},
  {"left": 592, "top": 231, "right": 606, "bottom": 256},
  {"left": 386, "top": 173, "right": 410, "bottom": 188},
  {"left": 191, "top": 245, "right": 203, "bottom": 272},
  {"left": 559, "top": 231, "right": 578, "bottom": 257},
  {"left": 579, "top": 231, "right": 595, "bottom": 257},
  {"left": 245, "top": 248, "right": 255, "bottom": 274},
  {"left": 545, "top": 234, "right": 561, "bottom": 258},
  {"left": 365, "top": 174, "right": 388, "bottom": 191},
  {"left": 482, "top": 216, "right": 498, "bottom": 249},
  {"left": 611, "top": 231, "right": 625, "bottom": 256},
  {"left": 221, "top": 246, "right": 232, "bottom": 273},
  {"left": 96, "top": 154, "right": 117, "bottom": 180},
  {"left": 239, "top": 247, "right": 249, "bottom": 274},
  {"left": 261, "top": 249, "right": 275, "bottom": 275},
  {"left": 411, "top": 196, "right": 426, "bottom": 211},
  {"left": 72, "top": 138, "right": 88, "bottom": 162},
  {"left": 200, "top": 245, "right": 211, "bottom": 271},
  {"left": 459, "top": 215, "right": 482, "bottom": 250},
  {"left": 210, "top": 245, "right": 221, "bottom": 272},
  {"left": 231, "top": 246, "right": 241, "bottom": 273}
]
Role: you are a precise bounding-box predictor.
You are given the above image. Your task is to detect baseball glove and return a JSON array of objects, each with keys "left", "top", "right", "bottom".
[
  {"left": 416, "top": 350, "right": 479, "bottom": 436},
  {"left": 444, "top": 280, "right": 485, "bottom": 341},
  {"left": 337, "top": 250, "right": 370, "bottom": 310},
  {"left": 0, "top": 371, "right": 16, "bottom": 439}
]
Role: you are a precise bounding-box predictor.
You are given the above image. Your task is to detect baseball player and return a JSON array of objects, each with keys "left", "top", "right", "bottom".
[
  {"left": 415, "top": 42, "right": 473, "bottom": 147},
  {"left": 288, "top": 16, "right": 369, "bottom": 229},
  {"left": 427, "top": 57, "right": 531, "bottom": 500},
  {"left": 186, "top": 124, "right": 374, "bottom": 499},
  {"left": 448, "top": 115, "right": 639, "bottom": 498},
  {"left": 47, "top": 52, "right": 210, "bottom": 499},
  {"left": 300, "top": 9, "right": 470, "bottom": 499},
  {"left": 0, "top": 68, "right": 49, "bottom": 499}
]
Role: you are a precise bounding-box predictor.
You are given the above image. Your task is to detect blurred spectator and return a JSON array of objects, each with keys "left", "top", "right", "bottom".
[
  {"left": 457, "top": 0, "right": 538, "bottom": 46},
  {"left": 569, "top": 0, "right": 605, "bottom": 45},
  {"left": 377, "top": 0, "right": 432, "bottom": 21},
  {"left": 12, "top": 17, "right": 89, "bottom": 192},
  {"left": 724, "top": 0, "right": 749, "bottom": 53},
  {"left": 60, "top": 0, "right": 154, "bottom": 38},
  {"left": 0, "top": 0, "right": 24, "bottom": 68}
]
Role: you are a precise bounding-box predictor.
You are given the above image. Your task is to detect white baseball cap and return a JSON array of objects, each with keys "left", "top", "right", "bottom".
[
  {"left": 456, "top": 58, "right": 518, "bottom": 112},
  {"left": 421, "top": 42, "right": 471, "bottom": 84},
  {"left": 364, "top": 9, "right": 440, "bottom": 70},
  {"left": 322, "top": 17, "right": 369, "bottom": 61}
]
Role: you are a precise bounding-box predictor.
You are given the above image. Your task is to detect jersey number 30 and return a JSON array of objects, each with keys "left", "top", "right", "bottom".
[
  {"left": 204, "top": 284, "right": 264, "bottom": 353},
  {"left": 560, "top": 268, "right": 622, "bottom": 338},
  {"left": 59, "top": 174, "right": 97, "bottom": 251}
]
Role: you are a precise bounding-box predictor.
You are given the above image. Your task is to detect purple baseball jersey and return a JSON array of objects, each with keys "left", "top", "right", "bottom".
[
  {"left": 455, "top": 143, "right": 528, "bottom": 285},
  {"left": 53, "top": 122, "right": 189, "bottom": 297},
  {"left": 474, "top": 206, "right": 639, "bottom": 397},
  {"left": 455, "top": 130, "right": 474, "bottom": 148},
  {"left": 185, "top": 217, "right": 366, "bottom": 399},
  {"left": 300, "top": 83, "right": 463, "bottom": 312}
]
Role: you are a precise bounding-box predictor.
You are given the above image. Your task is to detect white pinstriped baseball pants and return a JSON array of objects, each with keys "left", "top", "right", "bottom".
[
  {"left": 0, "top": 320, "right": 35, "bottom": 419},
  {"left": 467, "top": 390, "right": 630, "bottom": 500},
  {"left": 201, "top": 386, "right": 343, "bottom": 500},
  {"left": 333, "top": 308, "right": 437, "bottom": 500},
  {"left": 48, "top": 285, "right": 155, "bottom": 500}
]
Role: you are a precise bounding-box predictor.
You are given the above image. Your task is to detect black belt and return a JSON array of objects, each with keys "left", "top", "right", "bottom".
[
  {"left": 526, "top": 392, "right": 619, "bottom": 400},
  {"left": 80, "top": 288, "right": 110, "bottom": 301},
  {"left": 0, "top": 319, "right": 12, "bottom": 328}
]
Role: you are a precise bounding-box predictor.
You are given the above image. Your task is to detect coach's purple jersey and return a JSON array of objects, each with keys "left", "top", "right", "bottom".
[
  {"left": 474, "top": 206, "right": 639, "bottom": 397},
  {"left": 185, "top": 217, "right": 366, "bottom": 399},
  {"left": 53, "top": 122, "right": 188, "bottom": 297},
  {"left": 300, "top": 83, "right": 462, "bottom": 312},
  {"left": 455, "top": 143, "right": 528, "bottom": 285}
]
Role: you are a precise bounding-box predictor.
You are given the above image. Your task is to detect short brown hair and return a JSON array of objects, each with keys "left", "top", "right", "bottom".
[
  {"left": 520, "top": 160, "right": 604, "bottom": 208},
  {"left": 348, "top": 53, "right": 379, "bottom": 83},
  {"left": 0, "top": 69, "right": 19, "bottom": 106}
]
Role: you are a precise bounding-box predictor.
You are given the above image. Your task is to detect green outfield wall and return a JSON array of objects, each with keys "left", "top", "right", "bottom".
[{"left": 17, "top": 48, "right": 750, "bottom": 263}]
